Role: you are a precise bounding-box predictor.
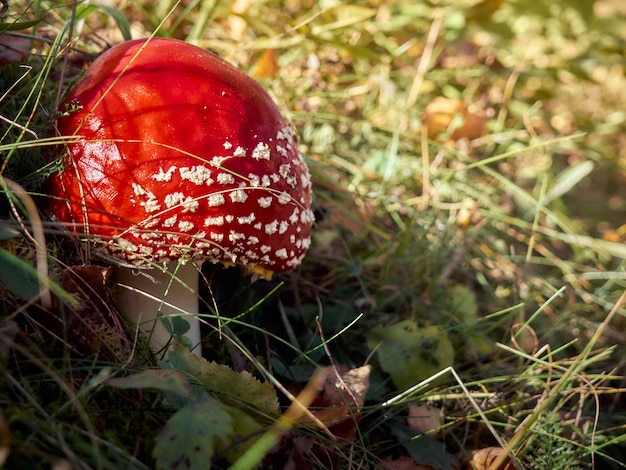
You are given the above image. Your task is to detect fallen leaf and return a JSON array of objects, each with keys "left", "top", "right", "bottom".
[
  {"left": 388, "top": 421, "right": 461, "bottom": 470},
  {"left": 0, "top": 33, "right": 31, "bottom": 66},
  {"left": 263, "top": 436, "right": 314, "bottom": 470},
  {"left": 252, "top": 49, "right": 278, "bottom": 78},
  {"left": 154, "top": 399, "right": 234, "bottom": 470},
  {"left": 169, "top": 343, "right": 280, "bottom": 415},
  {"left": 422, "top": 97, "right": 486, "bottom": 141},
  {"left": 218, "top": 404, "right": 267, "bottom": 462},
  {"left": 602, "top": 228, "right": 622, "bottom": 242},
  {"left": 0, "top": 409, "right": 9, "bottom": 467},
  {"left": 462, "top": 447, "right": 520, "bottom": 470},
  {"left": 407, "top": 404, "right": 443, "bottom": 435},
  {"left": 107, "top": 369, "right": 195, "bottom": 408},
  {"left": 109, "top": 359, "right": 268, "bottom": 464},
  {"left": 299, "top": 364, "right": 371, "bottom": 443},
  {"left": 381, "top": 456, "right": 439, "bottom": 470},
  {"left": 366, "top": 320, "right": 454, "bottom": 390},
  {"left": 272, "top": 365, "right": 371, "bottom": 469},
  {"left": 439, "top": 41, "right": 480, "bottom": 69},
  {"left": 510, "top": 323, "right": 538, "bottom": 356}
]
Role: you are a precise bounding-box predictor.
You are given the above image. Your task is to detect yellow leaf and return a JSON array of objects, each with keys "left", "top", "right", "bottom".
[{"left": 252, "top": 49, "right": 278, "bottom": 78}]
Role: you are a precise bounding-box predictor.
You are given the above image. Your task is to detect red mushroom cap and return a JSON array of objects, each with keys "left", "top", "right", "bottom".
[{"left": 49, "top": 38, "right": 314, "bottom": 277}]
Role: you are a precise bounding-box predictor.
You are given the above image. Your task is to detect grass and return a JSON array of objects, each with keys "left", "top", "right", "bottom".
[{"left": 2, "top": 0, "right": 626, "bottom": 468}]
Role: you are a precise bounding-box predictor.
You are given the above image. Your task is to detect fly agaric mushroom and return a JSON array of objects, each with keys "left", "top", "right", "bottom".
[{"left": 48, "top": 38, "right": 314, "bottom": 355}]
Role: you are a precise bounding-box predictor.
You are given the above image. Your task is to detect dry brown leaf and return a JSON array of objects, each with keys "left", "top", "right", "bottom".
[
  {"left": 0, "top": 34, "right": 31, "bottom": 66},
  {"left": 462, "top": 447, "right": 520, "bottom": 470},
  {"left": 407, "top": 404, "right": 443, "bottom": 436},
  {"left": 252, "top": 49, "right": 278, "bottom": 78},
  {"left": 602, "top": 225, "right": 626, "bottom": 243},
  {"left": 510, "top": 323, "right": 538, "bottom": 356},
  {"left": 0, "top": 409, "right": 9, "bottom": 466},
  {"left": 269, "top": 365, "right": 370, "bottom": 469},
  {"left": 264, "top": 436, "right": 314, "bottom": 470},
  {"left": 422, "top": 97, "right": 486, "bottom": 141},
  {"left": 381, "top": 456, "right": 439, "bottom": 470},
  {"left": 456, "top": 197, "right": 482, "bottom": 230},
  {"left": 298, "top": 364, "right": 371, "bottom": 443},
  {"left": 439, "top": 41, "right": 480, "bottom": 69}
]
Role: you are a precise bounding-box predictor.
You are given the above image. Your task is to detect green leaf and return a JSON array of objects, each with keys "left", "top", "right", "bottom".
[
  {"left": 75, "top": 3, "right": 132, "bottom": 41},
  {"left": 0, "top": 16, "right": 46, "bottom": 31},
  {"left": 448, "top": 283, "right": 478, "bottom": 319},
  {"left": 219, "top": 405, "right": 265, "bottom": 463},
  {"left": 0, "top": 248, "right": 78, "bottom": 307},
  {"left": 171, "top": 315, "right": 191, "bottom": 335},
  {"left": 366, "top": 320, "right": 454, "bottom": 390},
  {"left": 387, "top": 420, "right": 461, "bottom": 470},
  {"left": 157, "top": 311, "right": 173, "bottom": 335},
  {"left": 154, "top": 400, "right": 234, "bottom": 470},
  {"left": 168, "top": 343, "right": 280, "bottom": 415},
  {"left": 107, "top": 369, "right": 195, "bottom": 407},
  {"left": 0, "top": 249, "right": 82, "bottom": 309},
  {"left": 0, "top": 247, "right": 39, "bottom": 300}
]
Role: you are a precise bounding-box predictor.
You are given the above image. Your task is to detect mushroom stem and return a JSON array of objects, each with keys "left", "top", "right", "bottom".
[{"left": 113, "top": 262, "right": 202, "bottom": 356}]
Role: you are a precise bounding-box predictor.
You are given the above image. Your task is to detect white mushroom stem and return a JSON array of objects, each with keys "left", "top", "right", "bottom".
[{"left": 113, "top": 262, "right": 202, "bottom": 356}]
